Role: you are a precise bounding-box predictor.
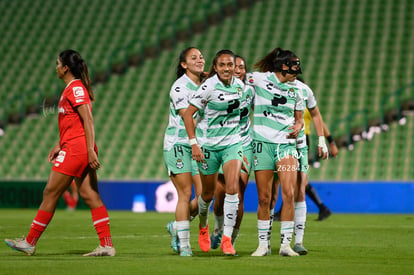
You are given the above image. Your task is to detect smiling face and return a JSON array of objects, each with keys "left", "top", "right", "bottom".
[
  {"left": 181, "top": 48, "right": 205, "bottom": 76},
  {"left": 234, "top": 57, "right": 246, "bottom": 81},
  {"left": 214, "top": 54, "right": 235, "bottom": 85}
]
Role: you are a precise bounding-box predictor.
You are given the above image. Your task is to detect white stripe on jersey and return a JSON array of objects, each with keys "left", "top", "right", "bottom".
[
  {"left": 163, "top": 74, "right": 199, "bottom": 151},
  {"left": 190, "top": 74, "right": 244, "bottom": 149}
]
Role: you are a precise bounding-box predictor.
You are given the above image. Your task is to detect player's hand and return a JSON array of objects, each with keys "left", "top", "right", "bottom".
[
  {"left": 318, "top": 136, "right": 329, "bottom": 160},
  {"left": 287, "top": 123, "right": 301, "bottom": 139},
  {"left": 88, "top": 149, "right": 101, "bottom": 170},
  {"left": 241, "top": 155, "right": 249, "bottom": 174},
  {"left": 48, "top": 144, "right": 61, "bottom": 163},
  {"left": 191, "top": 144, "right": 205, "bottom": 162},
  {"left": 329, "top": 142, "right": 338, "bottom": 158}
]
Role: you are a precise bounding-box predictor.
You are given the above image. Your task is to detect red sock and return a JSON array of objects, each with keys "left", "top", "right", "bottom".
[
  {"left": 91, "top": 206, "right": 113, "bottom": 247},
  {"left": 70, "top": 196, "right": 79, "bottom": 209},
  {"left": 63, "top": 191, "right": 74, "bottom": 206},
  {"left": 26, "top": 210, "right": 54, "bottom": 246}
]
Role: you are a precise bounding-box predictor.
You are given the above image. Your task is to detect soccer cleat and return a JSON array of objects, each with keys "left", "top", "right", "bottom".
[
  {"left": 166, "top": 221, "right": 180, "bottom": 253},
  {"left": 198, "top": 224, "right": 211, "bottom": 252},
  {"left": 83, "top": 245, "right": 116, "bottom": 256},
  {"left": 317, "top": 207, "right": 332, "bottom": 221},
  {"left": 293, "top": 243, "right": 308, "bottom": 255},
  {"left": 251, "top": 245, "right": 270, "bottom": 256},
  {"left": 179, "top": 246, "right": 193, "bottom": 257},
  {"left": 279, "top": 245, "right": 299, "bottom": 256},
  {"left": 220, "top": 235, "right": 236, "bottom": 256},
  {"left": 210, "top": 230, "right": 223, "bottom": 249},
  {"left": 4, "top": 237, "right": 36, "bottom": 256}
]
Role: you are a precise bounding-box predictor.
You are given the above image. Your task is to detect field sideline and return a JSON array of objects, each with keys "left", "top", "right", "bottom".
[{"left": 0, "top": 209, "right": 413, "bottom": 274}]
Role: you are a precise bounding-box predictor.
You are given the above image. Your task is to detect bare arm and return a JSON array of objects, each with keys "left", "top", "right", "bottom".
[
  {"left": 77, "top": 104, "right": 100, "bottom": 169},
  {"left": 309, "top": 106, "right": 328, "bottom": 159},
  {"left": 48, "top": 143, "right": 61, "bottom": 163},
  {"left": 288, "top": 110, "right": 303, "bottom": 139},
  {"left": 323, "top": 122, "right": 339, "bottom": 157},
  {"left": 183, "top": 105, "right": 204, "bottom": 161}
]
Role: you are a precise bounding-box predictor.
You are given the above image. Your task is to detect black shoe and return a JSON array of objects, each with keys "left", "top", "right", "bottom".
[
  {"left": 273, "top": 210, "right": 281, "bottom": 221},
  {"left": 317, "top": 207, "right": 332, "bottom": 221}
]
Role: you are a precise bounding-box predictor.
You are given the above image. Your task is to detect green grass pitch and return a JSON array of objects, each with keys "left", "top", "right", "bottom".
[{"left": 0, "top": 209, "right": 413, "bottom": 274}]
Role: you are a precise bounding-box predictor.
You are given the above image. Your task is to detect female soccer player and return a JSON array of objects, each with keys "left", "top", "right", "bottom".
[
  {"left": 5, "top": 50, "right": 115, "bottom": 257},
  {"left": 163, "top": 47, "right": 205, "bottom": 256},
  {"left": 183, "top": 49, "right": 244, "bottom": 256},
  {"left": 246, "top": 47, "right": 304, "bottom": 257},
  {"left": 210, "top": 55, "right": 254, "bottom": 249}
]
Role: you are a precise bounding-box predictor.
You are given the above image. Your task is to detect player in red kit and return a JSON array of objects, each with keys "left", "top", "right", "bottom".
[{"left": 4, "top": 49, "right": 115, "bottom": 257}]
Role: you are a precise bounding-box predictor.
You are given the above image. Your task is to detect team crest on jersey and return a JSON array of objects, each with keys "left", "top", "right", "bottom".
[
  {"left": 253, "top": 156, "right": 258, "bottom": 167},
  {"left": 176, "top": 159, "right": 184, "bottom": 169},
  {"left": 287, "top": 88, "right": 297, "bottom": 98},
  {"left": 248, "top": 76, "right": 254, "bottom": 83},
  {"left": 237, "top": 87, "right": 242, "bottom": 98},
  {"left": 54, "top": 150, "right": 66, "bottom": 167},
  {"left": 201, "top": 160, "right": 208, "bottom": 170}
]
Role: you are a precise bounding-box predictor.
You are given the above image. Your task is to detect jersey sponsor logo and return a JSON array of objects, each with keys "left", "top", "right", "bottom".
[
  {"left": 174, "top": 87, "right": 180, "bottom": 93},
  {"left": 219, "top": 120, "right": 239, "bottom": 127},
  {"left": 54, "top": 150, "right": 66, "bottom": 166},
  {"left": 271, "top": 94, "right": 287, "bottom": 107},
  {"left": 175, "top": 97, "right": 185, "bottom": 105},
  {"left": 263, "top": 110, "right": 285, "bottom": 120},
  {"left": 73, "top": 87, "right": 85, "bottom": 98}
]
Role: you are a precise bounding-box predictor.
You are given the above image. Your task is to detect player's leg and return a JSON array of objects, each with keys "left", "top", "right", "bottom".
[
  {"left": 306, "top": 183, "right": 332, "bottom": 221},
  {"left": 211, "top": 173, "right": 225, "bottom": 249},
  {"left": 277, "top": 155, "right": 299, "bottom": 257},
  {"left": 197, "top": 172, "right": 217, "bottom": 252},
  {"left": 78, "top": 168, "right": 115, "bottom": 257},
  {"left": 189, "top": 161, "right": 202, "bottom": 220},
  {"left": 231, "top": 172, "right": 248, "bottom": 247},
  {"left": 169, "top": 172, "right": 193, "bottom": 255},
  {"left": 251, "top": 169, "right": 273, "bottom": 256},
  {"left": 220, "top": 158, "right": 242, "bottom": 255},
  {"left": 5, "top": 170, "right": 73, "bottom": 255},
  {"left": 293, "top": 171, "right": 308, "bottom": 255}
]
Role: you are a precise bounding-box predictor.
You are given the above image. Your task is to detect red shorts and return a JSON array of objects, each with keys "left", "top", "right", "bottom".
[{"left": 52, "top": 140, "right": 96, "bottom": 178}]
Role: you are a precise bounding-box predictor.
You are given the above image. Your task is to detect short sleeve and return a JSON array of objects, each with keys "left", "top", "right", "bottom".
[
  {"left": 189, "top": 82, "right": 209, "bottom": 110},
  {"left": 295, "top": 91, "right": 305, "bottom": 111},
  {"left": 305, "top": 86, "right": 317, "bottom": 110},
  {"left": 170, "top": 84, "right": 191, "bottom": 111}
]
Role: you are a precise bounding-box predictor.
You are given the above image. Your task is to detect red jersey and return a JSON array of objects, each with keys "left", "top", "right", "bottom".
[{"left": 58, "top": 79, "right": 92, "bottom": 147}]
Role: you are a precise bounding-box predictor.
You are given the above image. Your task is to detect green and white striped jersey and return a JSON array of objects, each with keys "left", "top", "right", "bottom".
[
  {"left": 240, "top": 84, "right": 254, "bottom": 147},
  {"left": 163, "top": 74, "right": 199, "bottom": 151},
  {"left": 294, "top": 79, "right": 317, "bottom": 149},
  {"left": 246, "top": 72, "right": 304, "bottom": 144},
  {"left": 190, "top": 74, "right": 244, "bottom": 150}
]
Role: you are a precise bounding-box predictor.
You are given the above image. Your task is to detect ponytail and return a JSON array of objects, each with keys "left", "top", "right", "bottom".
[
  {"left": 59, "top": 50, "right": 94, "bottom": 101},
  {"left": 254, "top": 47, "right": 298, "bottom": 73}
]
